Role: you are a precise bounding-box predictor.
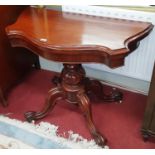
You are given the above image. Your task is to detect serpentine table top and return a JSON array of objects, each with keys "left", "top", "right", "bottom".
[
  {"left": 5, "top": 6, "right": 154, "bottom": 148},
  {"left": 5, "top": 6, "right": 154, "bottom": 68}
]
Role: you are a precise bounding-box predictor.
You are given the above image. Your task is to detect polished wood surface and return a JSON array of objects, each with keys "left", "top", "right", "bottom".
[
  {"left": 5, "top": 6, "right": 154, "bottom": 147},
  {"left": 0, "top": 6, "right": 40, "bottom": 106},
  {"left": 25, "top": 64, "right": 107, "bottom": 147},
  {"left": 6, "top": 7, "right": 153, "bottom": 68}
]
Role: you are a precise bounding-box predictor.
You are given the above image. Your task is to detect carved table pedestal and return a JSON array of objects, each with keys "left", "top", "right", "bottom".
[{"left": 6, "top": 7, "right": 153, "bottom": 147}]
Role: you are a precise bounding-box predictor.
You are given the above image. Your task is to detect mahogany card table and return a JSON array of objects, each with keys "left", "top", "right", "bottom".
[{"left": 5, "top": 6, "right": 153, "bottom": 147}]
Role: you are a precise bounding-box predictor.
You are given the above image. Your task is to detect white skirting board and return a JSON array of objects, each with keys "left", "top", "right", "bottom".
[{"left": 39, "top": 58, "right": 149, "bottom": 95}]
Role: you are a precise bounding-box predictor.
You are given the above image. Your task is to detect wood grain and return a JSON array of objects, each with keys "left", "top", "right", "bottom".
[
  {"left": 6, "top": 7, "right": 153, "bottom": 68},
  {"left": 6, "top": 6, "right": 154, "bottom": 147}
]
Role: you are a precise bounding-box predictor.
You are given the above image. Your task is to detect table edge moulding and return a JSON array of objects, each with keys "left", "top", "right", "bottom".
[
  {"left": 5, "top": 6, "right": 154, "bottom": 148},
  {"left": 6, "top": 7, "right": 153, "bottom": 68}
]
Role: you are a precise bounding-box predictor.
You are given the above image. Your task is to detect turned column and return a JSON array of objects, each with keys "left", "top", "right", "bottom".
[
  {"left": 25, "top": 63, "right": 107, "bottom": 147},
  {"left": 61, "top": 64, "right": 85, "bottom": 104},
  {"left": 61, "top": 64, "right": 107, "bottom": 147}
]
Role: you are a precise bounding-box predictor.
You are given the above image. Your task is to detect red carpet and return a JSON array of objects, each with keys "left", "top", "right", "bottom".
[{"left": 0, "top": 69, "right": 155, "bottom": 149}]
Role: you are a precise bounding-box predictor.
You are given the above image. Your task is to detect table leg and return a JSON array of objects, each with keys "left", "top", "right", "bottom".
[
  {"left": 25, "top": 87, "right": 65, "bottom": 122},
  {"left": 77, "top": 92, "right": 107, "bottom": 147},
  {"left": 61, "top": 64, "right": 107, "bottom": 147},
  {"left": 25, "top": 64, "right": 107, "bottom": 147},
  {"left": 84, "top": 77, "right": 123, "bottom": 103},
  {"left": 52, "top": 75, "right": 123, "bottom": 103}
]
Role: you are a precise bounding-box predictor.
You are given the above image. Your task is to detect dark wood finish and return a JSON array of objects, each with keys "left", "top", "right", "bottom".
[
  {"left": 25, "top": 64, "right": 107, "bottom": 147},
  {"left": 141, "top": 63, "right": 155, "bottom": 141},
  {"left": 6, "top": 7, "right": 153, "bottom": 68},
  {"left": 52, "top": 75, "right": 123, "bottom": 103},
  {"left": 6, "top": 6, "right": 153, "bottom": 147},
  {"left": 0, "top": 6, "right": 40, "bottom": 106}
]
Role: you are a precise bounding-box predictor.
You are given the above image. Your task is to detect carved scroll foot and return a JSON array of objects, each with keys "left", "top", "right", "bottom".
[
  {"left": 24, "top": 87, "right": 64, "bottom": 122},
  {"left": 24, "top": 111, "right": 38, "bottom": 122},
  {"left": 93, "top": 131, "right": 107, "bottom": 147},
  {"left": 102, "top": 88, "right": 123, "bottom": 103},
  {"left": 84, "top": 78, "right": 123, "bottom": 103},
  {"left": 77, "top": 93, "right": 107, "bottom": 147}
]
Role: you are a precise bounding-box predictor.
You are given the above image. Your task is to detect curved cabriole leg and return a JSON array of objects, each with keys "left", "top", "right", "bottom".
[
  {"left": 77, "top": 92, "right": 107, "bottom": 148},
  {"left": 52, "top": 75, "right": 123, "bottom": 103},
  {"left": 84, "top": 78, "right": 123, "bottom": 103},
  {"left": 24, "top": 87, "right": 64, "bottom": 122}
]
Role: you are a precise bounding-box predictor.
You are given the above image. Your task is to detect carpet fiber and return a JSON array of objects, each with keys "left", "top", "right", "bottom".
[
  {"left": 0, "top": 116, "right": 102, "bottom": 149},
  {"left": 0, "top": 69, "right": 155, "bottom": 149}
]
